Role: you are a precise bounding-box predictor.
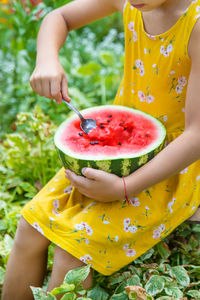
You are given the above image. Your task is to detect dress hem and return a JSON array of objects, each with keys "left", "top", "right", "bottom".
[{"left": 20, "top": 210, "right": 115, "bottom": 276}]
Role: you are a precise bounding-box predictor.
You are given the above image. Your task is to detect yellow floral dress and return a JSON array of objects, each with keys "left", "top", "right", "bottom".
[{"left": 21, "top": 0, "right": 200, "bottom": 275}]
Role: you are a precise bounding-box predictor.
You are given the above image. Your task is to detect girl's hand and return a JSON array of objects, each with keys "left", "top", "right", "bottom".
[
  {"left": 29, "top": 61, "right": 70, "bottom": 104},
  {"left": 65, "top": 168, "right": 124, "bottom": 202}
]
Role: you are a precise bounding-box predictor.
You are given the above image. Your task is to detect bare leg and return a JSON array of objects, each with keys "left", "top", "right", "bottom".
[
  {"left": 2, "top": 216, "right": 51, "bottom": 300},
  {"left": 47, "top": 246, "right": 93, "bottom": 300}
]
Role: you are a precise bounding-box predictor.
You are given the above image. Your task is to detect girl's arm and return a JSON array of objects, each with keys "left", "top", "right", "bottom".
[{"left": 30, "top": 0, "right": 124, "bottom": 103}]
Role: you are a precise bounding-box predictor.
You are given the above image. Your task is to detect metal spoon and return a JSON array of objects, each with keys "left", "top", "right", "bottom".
[{"left": 62, "top": 98, "right": 97, "bottom": 134}]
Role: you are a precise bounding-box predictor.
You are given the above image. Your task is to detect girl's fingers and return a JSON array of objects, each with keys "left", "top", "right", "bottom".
[
  {"left": 61, "top": 75, "right": 71, "bottom": 102},
  {"left": 42, "top": 79, "right": 52, "bottom": 98},
  {"left": 65, "top": 170, "right": 90, "bottom": 189},
  {"left": 50, "top": 77, "right": 62, "bottom": 104}
]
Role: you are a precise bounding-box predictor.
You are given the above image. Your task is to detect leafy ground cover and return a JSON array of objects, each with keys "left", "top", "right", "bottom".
[{"left": 0, "top": 1, "right": 200, "bottom": 299}]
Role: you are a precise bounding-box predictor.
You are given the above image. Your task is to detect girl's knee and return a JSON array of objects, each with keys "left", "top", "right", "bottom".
[{"left": 14, "top": 216, "right": 50, "bottom": 253}]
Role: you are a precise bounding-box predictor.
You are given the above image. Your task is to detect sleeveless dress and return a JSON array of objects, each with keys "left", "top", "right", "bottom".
[{"left": 21, "top": 0, "right": 200, "bottom": 275}]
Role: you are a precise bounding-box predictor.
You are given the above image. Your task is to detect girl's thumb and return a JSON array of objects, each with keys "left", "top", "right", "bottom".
[{"left": 61, "top": 75, "right": 71, "bottom": 102}]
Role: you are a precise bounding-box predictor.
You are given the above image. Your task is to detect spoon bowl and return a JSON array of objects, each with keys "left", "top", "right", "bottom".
[{"left": 62, "top": 99, "right": 97, "bottom": 134}]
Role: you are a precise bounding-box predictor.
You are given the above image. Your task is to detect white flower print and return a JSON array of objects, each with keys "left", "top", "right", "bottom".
[
  {"left": 120, "top": 86, "right": 123, "bottom": 96},
  {"left": 128, "top": 21, "right": 134, "bottom": 31},
  {"left": 158, "top": 224, "right": 165, "bottom": 232},
  {"left": 160, "top": 44, "right": 173, "bottom": 57},
  {"left": 86, "top": 227, "right": 93, "bottom": 236},
  {"left": 80, "top": 254, "right": 92, "bottom": 263},
  {"left": 103, "top": 220, "right": 110, "bottom": 224},
  {"left": 64, "top": 186, "right": 73, "bottom": 194},
  {"left": 49, "top": 217, "right": 55, "bottom": 221},
  {"left": 146, "top": 95, "right": 154, "bottom": 104},
  {"left": 145, "top": 206, "right": 150, "bottom": 210},
  {"left": 123, "top": 243, "right": 129, "bottom": 250},
  {"left": 175, "top": 85, "right": 183, "bottom": 94},
  {"left": 133, "top": 30, "right": 138, "bottom": 42},
  {"left": 124, "top": 225, "right": 129, "bottom": 232},
  {"left": 131, "top": 89, "right": 135, "bottom": 94},
  {"left": 32, "top": 222, "right": 44, "bottom": 235},
  {"left": 126, "top": 248, "right": 136, "bottom": 257},
  {"left": 115, "top": 236, "right": 119, "bottom": 242},
  {"left": 160, "top": 45, "right": 165, "bottom": 54},
  {"left": 168, "top": 197, "right": 176, "bottom": 213},
  {"left": 144, "top": 48, "right": 147, "bottom": 54},
  {"left": 139, "top": 67, "right": 145, "bottom": 76},
  {"left": 123, "top": 218, "right": 131, "bottom": 225},
  {"left": 50, "top": 187, "right": 55, "bottom": 192},
  {"left": 178, "top": 76, "right": 187, "bottom": 87},
  {"left": 53, "top": 199, "right": 59, "bottom": 209},
  {"left": 196, "top": 175, "right": 200, "bottom": 181},
  {"left": 135, "top": 59, "right": 143, "bottom": 68},
  {"left": 180, "top": 167, "right": 188, "bottom": 174},
  {"left": 182, "top": 108, "right": 185, "bottom": 112},
  {"left": 167, "top": 44, "right": 173, "bottom": 52},
  {"left": 84, "top": 239, "right": 89, "bottom": 244},
  {"left": 153, "top": 229, "right": 161, "bottom": 239},
  {"left": 52, "top": 208, "right": 60, "bottom": 216},
  {"left": 164, "top": 51, "right": 169, "bottom": 57},
  {"left": 163, "top": 115, "right": 168, "bottom": 122},
  {"left": 129, "top": 197, "right": 140, "bottom": 207},
  {"left": 138, "top": 91, "right": 146, "bottom": 102},
  {"left": 152, "top": 64, "right": 156, "bottom": 68},
  {"left": 81, "top": 221, "right": 87, "bottom": 228},
  {"left": 74, "top": 223, "right": 85, "bottom": 230},
  {"left": 170, "top": 71, "right": 175, "bottom": 75},
  {"left": 129, "top": 225, "right": 138, "bottom": 233}
]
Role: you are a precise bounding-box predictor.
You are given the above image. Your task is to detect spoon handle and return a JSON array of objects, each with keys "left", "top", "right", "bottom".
[{"left": 62, "top": 99, "right": 84, "bottom": 121}]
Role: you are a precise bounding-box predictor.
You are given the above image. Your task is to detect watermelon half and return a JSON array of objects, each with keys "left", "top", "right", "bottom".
[{"left": 54, "top": 105, "right": 166, "bottom": 177}]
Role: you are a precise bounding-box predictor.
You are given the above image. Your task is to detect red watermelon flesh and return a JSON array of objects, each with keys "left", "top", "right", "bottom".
[{"left": 60, "top": 109, "right": 159, "bottom": 157}]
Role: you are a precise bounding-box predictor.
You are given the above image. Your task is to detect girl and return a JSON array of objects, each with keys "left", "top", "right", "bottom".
[{"left": 3, "top": 0, "right": 200, "bottom": 299}]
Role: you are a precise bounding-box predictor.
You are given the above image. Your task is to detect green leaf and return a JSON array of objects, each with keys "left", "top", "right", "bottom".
[
  {"left": 51, "top": 283, "right": 75, "bottom": 295},
  {"left": 99, "top": 50, "right": 115, "bottom": 66},
  {"left": 77, "top": 62, "right": 101, "bottom": 76},
  {"left": 0, "top": 267, "right": 5, "bottom": 285},
  {"left": 169, "top": 266, "right": 190, "bottom": 287},
  {"left": 186, "top": 290, "right": 200, "bottom": 298},
  {"left": 155, "top": 241, "right": 171, "bottom": 259},
  {"left": 145, "top": 275, "right": 165, "bottom": 296},
  {"left": 87, "top": 284, "right": 109, "bottom": 300},
  {"left": 109, "top": 291, "right": 129, "bottom": 300},
  {"left": 64, "top": 264, "right": 91, "bottom": 286},
  {"left": 0, "top": 200, "right": 6, "bottom": 210},
  {"left": 77, "top": 298, "right": 92, "bottom": 300},
  {"left": 164, "top": 287, "right": 183, "bottom": 298},
  {"left": 139, "top": 248, "right": 154, "bottom": 261},
  {"left": 157, "top": 297, "right": 171, "bottom": 300},
  {"left": 192, "top": 224, "right": 200, "bottom": 232},
  {"left": 30, "top": 287, "right": 56, "bottom": 300},
  {"left": 60, "top": 292, "right": 77, "bottom": 300}
]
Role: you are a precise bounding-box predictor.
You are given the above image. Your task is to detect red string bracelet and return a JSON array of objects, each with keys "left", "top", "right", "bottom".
[{"left": 122, "top": 176, "right": 130, "bottom": 205}]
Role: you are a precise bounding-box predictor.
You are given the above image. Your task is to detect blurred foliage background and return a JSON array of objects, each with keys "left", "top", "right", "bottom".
[{"left": 1, "top": 1, "right": 200, "bottom": 299}]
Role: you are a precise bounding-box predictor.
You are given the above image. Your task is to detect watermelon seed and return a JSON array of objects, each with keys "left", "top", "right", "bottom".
[
  {"left": 145, "top": 134, "right": 149, "bottom": 138},
  {"left": 123, "top": 127, "right": 127, "bottom": 131},
  {"left": 78, "top": 132, "right": 83, "bottom": 136},
  {"left": 90, "top": 141, "right": 99, "bottom": 145},
  {"left": 108, "top": 115, "right": 112, "bottom": 118},
  {"left": 118, "top": 142, "right": 121, "bottom": 145},
  {"left": 107, "top": 120, "right": 111, "bottom": 123},
  {"left": 100, "top": 124, "right": 105, "bottom": 129}
]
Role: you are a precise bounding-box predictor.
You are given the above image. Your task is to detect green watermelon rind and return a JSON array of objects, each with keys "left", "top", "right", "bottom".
[{"left": 54, "top": 105, "right": 166, "bottom": 177}]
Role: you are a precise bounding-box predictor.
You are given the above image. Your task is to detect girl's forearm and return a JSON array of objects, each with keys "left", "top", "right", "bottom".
[
  {"left": 36, "top": 10, "right": 68, "bottom": 64},
  {"left": 126, "top": 130, "right": 200, "bottom": 197}
]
